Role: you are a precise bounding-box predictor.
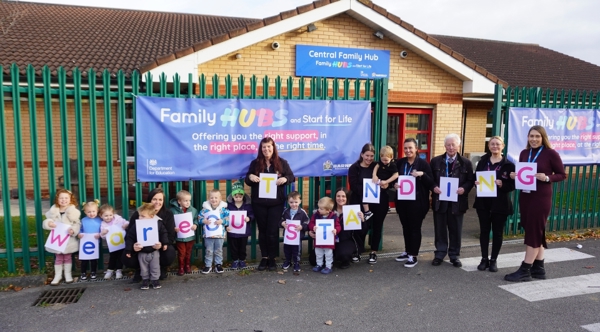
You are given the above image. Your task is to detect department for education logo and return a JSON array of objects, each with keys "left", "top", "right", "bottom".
[
  {"left": 149, "top": 159, "right": 157, "bottom": 166},
  {"left": 323, "top": 160, "right": 333, "bottom": 171}
]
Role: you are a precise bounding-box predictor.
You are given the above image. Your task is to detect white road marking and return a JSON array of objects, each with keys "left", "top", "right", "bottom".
[
  {"left": 582, "top": 323, "right": 600, "bottom": 332},
  {"left": 498, "top": 273, "right": 600, "bottom": 302},
  {"left": 460, "top": 247, "right": 594, "bottom": 272}
]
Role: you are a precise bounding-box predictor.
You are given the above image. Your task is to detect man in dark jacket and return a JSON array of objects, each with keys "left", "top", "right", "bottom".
[{"left": 430, "top": 133, "right": 474, "bottom": 268}]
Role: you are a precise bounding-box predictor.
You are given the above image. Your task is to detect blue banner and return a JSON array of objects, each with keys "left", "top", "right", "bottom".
[
  {"left": 508, "top": 107, "right": 600, "bottom": 165},
  {"left": 295, "top": 45, "right": 390, "bottom": 79},
  {"left": 135, "top": 97, "right": 371, "bottom": 181}
]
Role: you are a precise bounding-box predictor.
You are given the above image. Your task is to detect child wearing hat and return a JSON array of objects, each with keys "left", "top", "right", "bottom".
[{"left": 226, "top": 180, "right": 254, "bottom": 269}]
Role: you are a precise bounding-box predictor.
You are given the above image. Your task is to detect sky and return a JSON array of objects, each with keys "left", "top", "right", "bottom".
[{"left": 19, "top": 0, "right": 600, "bottom": 66}]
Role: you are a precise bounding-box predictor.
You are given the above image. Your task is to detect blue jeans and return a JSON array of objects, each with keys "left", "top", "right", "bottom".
[{"left": 204, "top": 238, "right": 224, "bottom": 266}]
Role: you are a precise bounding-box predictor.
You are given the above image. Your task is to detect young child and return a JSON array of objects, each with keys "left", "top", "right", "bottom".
[
  {"left": 169, "top": 190, "right": 199, "bottom": 276},
  {"left": 99, "top": 204, "right": 129, "bottom": 279},
  {"left": 78, "top": 200, "right": 102, "bottom": 280},
  {"left": 42, "top": 189, "right": 81, "bottom": 285},
  {"left": 372, "top": 145, "right": 399, "bottom": 189},
  {"left": 226, "top": 181, "right": 254, "bottom": 269},
  {"left": 308, "top": 197, "right": 341, "bottom": 274},
  {"left": 125, "top": 203, "right": 168, "bottom": 290},
  {"left": 280, "top": 191, "right": 309, "bottom": 272},
  {"left": 199, "top": 189, "right": 230, "bottom": 274}
]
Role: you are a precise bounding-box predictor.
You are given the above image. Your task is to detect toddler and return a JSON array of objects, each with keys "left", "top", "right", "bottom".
[
  {"left": 78, "top": 200, "right": 102, "bottom": 280},
  {"left": 226, "top": 181, "right": 254, "bottom": 269},
  {"left": 308, "top": 197, "right": 341, "bottom": 274},
  {"left": 169, "top": 190, "right": 199, "bottom": 276},
  {"left": 99, "top": 204, "right": 129, "bottom": 279},
  {"left": 280, "top": 191, "right": 309, "bottom": 272},
  {"left": 199, "top": 189, "right": 229, "bottom": 274}
]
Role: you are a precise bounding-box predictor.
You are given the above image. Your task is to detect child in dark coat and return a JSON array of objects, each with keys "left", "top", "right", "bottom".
[
  {"left": 226, "top": 181, "right": 254, "bottom": 269},
  {"left": 280, "top": 191, "right": 309, "bottom": 272}
]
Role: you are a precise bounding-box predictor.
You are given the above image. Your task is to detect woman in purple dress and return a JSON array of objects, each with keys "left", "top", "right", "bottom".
[{"left": 505, "top": 125, "right": 566, "bottom": 282}]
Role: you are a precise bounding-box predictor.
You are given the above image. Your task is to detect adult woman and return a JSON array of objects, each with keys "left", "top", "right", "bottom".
[
  {"left": 473, "top": 136, "right": 515, "bottom": 272},
  {"left": 347, "top": 143, "right": 376, "bottom": 263},
  {"left": 394, "top": 138, "right": 434, "bottom": 268},
  {"left": 245, "top": 137, "right": 295, "bottom": 271},
  {"left": 332, "top": 188, "right": 364, "bottom": 269},
  {"left": 123, "top": 187, "right": 176, "bottom": 282},
  {"left": 506, "top": 125, "right": 565, "bottom": 282}
]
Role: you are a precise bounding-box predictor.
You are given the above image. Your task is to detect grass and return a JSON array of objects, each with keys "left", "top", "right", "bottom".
[{"left": 0, "top": 216, "right": 49, "bottom": 249}]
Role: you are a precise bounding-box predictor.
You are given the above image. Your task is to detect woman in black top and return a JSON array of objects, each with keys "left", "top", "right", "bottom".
[
  {"left": 245, "top": 137, "right": 295, "bottom": 271},
  {"left": 473, "top": 136, "right": 515, "bottom": 272},
  {"left": 394, "top": 138, "right": 434, "bottom": 268},
  {"left": 347, "top": 143, "right": 376, "bottom": 263}
]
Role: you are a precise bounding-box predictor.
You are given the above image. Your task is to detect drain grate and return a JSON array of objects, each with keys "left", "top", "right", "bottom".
[{"left": 32, "top": 287, "right": 86, "bottom": 306}]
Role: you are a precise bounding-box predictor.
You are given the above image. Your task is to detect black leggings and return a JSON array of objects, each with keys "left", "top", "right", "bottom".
[
  {"left": 476, "top": 209, "right": 507, "bottom": 260},
  {"left": 253, "top": 204, "right": 285, "bottom": 259},
  {"left": 80, "top": 259, "right": 97, "bottom": 273},
  {"left": 364, "top": 192, "right": 388, "bottom": 252}
]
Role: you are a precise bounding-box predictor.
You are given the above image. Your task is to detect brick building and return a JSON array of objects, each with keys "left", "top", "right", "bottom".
[{"left": 2, "top": 0, "right": 599, "bottom": 197}]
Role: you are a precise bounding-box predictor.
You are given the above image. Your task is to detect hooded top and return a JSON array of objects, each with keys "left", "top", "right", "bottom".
[{"left": 199, "top": 200, "right": 229, "bottom": 238}]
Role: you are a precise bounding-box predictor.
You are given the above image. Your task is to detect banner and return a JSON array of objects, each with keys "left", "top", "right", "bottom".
[
  {"left": 296, "top": 45, "right": 390, "bottom": 79},
  {"left": 508, "top": 107, "right": 600, "bottom": 164},
  {"left": 136, "top": 97, "right": 371, "bottom": 181}
]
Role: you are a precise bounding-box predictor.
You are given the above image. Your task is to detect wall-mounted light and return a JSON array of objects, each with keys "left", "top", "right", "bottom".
[
  {"left": 307, "top": 23, "right": 317, "bottom": 32},
  {"left": 235, "top": 53, "right": 242, "bottom": 59},
  {"left": 373, "top": 30, "right": 384, "bottom": 39}
]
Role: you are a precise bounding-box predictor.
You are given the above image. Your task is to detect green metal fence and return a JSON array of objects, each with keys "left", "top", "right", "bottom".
[
  {"left": 491, "top": 84, "right": 600, "bottom": 234},
  {"left": 0, "top": 63, "right": 386, "bottom": 273}
]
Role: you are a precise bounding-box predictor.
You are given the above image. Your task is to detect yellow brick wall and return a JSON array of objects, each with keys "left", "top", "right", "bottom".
[
  {"left": 431, "top": 103, "right": 464, "bottom": 158},
  {"left": 463, "top": 106, "right": 489, "bottom": 155},
  {"left": 198, "top": 14, "right": 462, "bottom": 95}
]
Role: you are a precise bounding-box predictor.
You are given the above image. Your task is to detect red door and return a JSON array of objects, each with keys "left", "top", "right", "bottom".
[{"left": 387, "top": 108, "right": 432, "bottom": 161}]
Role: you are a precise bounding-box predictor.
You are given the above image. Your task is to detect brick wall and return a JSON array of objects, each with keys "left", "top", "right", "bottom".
[{"left": 463, "top": 101, "right": 492, "bottom": 155}]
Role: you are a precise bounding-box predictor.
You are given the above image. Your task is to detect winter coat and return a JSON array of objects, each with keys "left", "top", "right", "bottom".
[
  {"left": 473, "top": 153, "right": 516, "bottom": 215},
  {"left": 430, "top": 153, "right": 475, "bottom": 214},
  {"left": 169, "top": 198, "right": 199, "bottom": 242},
  {"left": 244, "top": 157, "right": 295, "bottom": 206},
  {"left": 199, "top": 201, "right": 230, "bottom": 238},
  {"left": 125, "top": 216, "right": 170, "bottom": 254},
  {"left": 42, "top": 204, "right": 81, "bottom": 254},
  {"left": 280, "top": 207, "right": 310, "bottom": 237},
  {"left": 226, "top": 193, "right": 254, "bottom": 238},
  {"left": 307, "top": 211, "right": 341, "bottom": 250}
]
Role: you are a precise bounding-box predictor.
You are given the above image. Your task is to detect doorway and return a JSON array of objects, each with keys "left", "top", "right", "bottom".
[{"left": 387, "top": 108, "right": 433, "bottom": 161}]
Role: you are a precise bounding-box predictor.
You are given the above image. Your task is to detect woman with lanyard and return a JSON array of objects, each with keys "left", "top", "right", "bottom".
[
  {"left": 393, "top": 138, "right": 434, "bottom": 268},
  {"left": 245, "top": 137, "right": 295, "bottom": 271},
  {"left": 473, "top": 136, "right": 515, "bottom": 272},
  {"left": 347, "top": 143, "right": 376, "bottom": 263},
  {"left": 506, "top": 126, "right": 565, "bottom": 282}
]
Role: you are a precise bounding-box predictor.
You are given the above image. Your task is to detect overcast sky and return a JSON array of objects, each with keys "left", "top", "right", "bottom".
[{"left": 20, "top": 0, "right": 600, "bottom": 66}]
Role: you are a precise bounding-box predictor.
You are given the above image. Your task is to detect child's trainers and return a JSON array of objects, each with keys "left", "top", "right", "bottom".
[
  {"left": 312, "top": 265, "right": 323, "bottom": 272},
  {"left": 282, "top": 260, "right": 291, "bottom": 270},
  {"left": 215, "top": 264, "right": 224, "bottom": 274},
  {"left": 80, "top": 273, "right": 88, "bottom": 281},
  {"left": 151, "top": 280, "right": 161, "bottom": 289},
  {"left": 364, "top": 210, "right": 373, "bottom": 220},
  {"left": 103, "top": 269, "right": 113, "bottom": 279},
  {"left": 368, "top": 252, "right": 377, "bottom": 264},
  {"left": 90, "top": 272, "right": 97, "bottom": 280},
  {"left": 115, "top": 269, "right": 123, "bottom": 279},
  {"left": 293, "top": 262, "right": 301, "bottom": 272},
  {"left": 321, "top": 267, "right": 332, "bottom": 274},
  {"left": 239, "top": 261, "right": 247, "bottom": 268},
  {"left": 140, "top": 279, "right": 150, "bottom": 290},
  {"left": 231, "top": 260, "right": 240, "bottom": 269},
  {"left": 201, "top": 266, "right": 212, "bottom": 274}
]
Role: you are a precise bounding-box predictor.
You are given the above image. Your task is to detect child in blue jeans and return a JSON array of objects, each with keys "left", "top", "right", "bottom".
[{"left": 199, "top": 189, "right": 229, "bottom": 274}]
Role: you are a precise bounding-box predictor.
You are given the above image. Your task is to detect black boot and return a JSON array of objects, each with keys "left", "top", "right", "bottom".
[
  {"left": 530, "top": 259, "right": 546, "bottom": 279},
  {"left": 488, "top": 259, "right": 498, "bottom": 272},
  {"left": 130, "top": 269, "right": 142, "bottom": 283},
  {"left": 159, "top": 266, "right": 168, "bottom": 280},
  {"left": 504, "top": 262, "right": 532, "bottom": 282},
  {"left": 477, "top": 258, "right": 489, "bottom": 271}
]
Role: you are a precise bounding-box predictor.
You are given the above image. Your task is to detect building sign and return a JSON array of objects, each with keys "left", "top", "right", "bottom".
[
  {"left": 135, "top": 96, "right": 371, "bottom": 181},
  {"left": 295, "top": 45, "right": 390, "bottom": 79},
  {"left": 508, "top": 107, "right": 600, "bottom": 165}
]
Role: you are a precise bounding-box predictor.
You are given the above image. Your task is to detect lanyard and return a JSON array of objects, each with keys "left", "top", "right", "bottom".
[
  {"left": 404, "top": 162, "right": 413, "bottom": 175},
  {"left": 528, "top": 146, "right": 543, "bottom": 163},
  {"left": 487, "top": 161, "right": 501, "bottom": 171}
]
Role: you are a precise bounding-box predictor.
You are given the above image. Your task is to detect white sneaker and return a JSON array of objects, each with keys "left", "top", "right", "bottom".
[
  {"left": 104, "top": 269, "right": 114, "bottom": 279},
  {"left": 115, "top": 269, "right": 123, "bottom": 279}
]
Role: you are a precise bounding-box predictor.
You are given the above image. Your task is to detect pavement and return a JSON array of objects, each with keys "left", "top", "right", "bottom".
[{"left": 2, "top": 193, "right": 600, "bottom": 331}]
